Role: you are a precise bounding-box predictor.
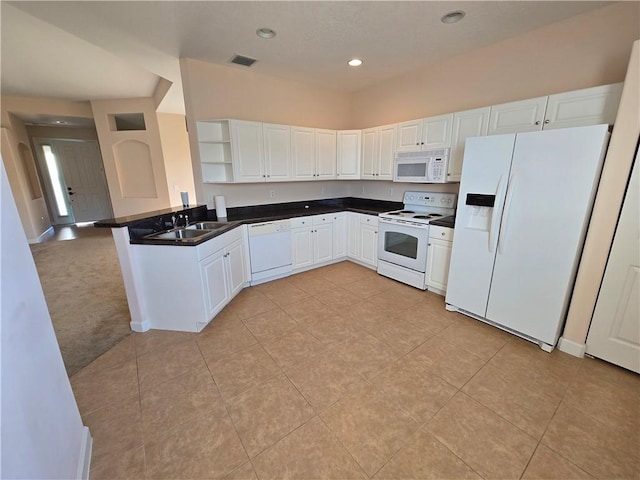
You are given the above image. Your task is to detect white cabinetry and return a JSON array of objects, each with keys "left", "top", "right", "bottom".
[
  {"left": 262, "top": 123, "right": 292, "bottom": 181},
  {"left": 230, "top": 120, "right": 265, "bottom": 183},
  {"left": 396, "top": 114, "right": 453, "bottom": 152},
  {"left": 362, "top": 124, "right": 397, "bottom": 180},
  {"left": 292, "top": 127, "right": 337, "bottom": 180},
  {"left": 332, "top": 212, "right": 347, "bottom": 259},
  {"left": 196, "top": 120, "right": 233, "bottom": 183},
  {"left": 337, "top": 130, "right": 361, "bottom": 179},
  {"left": 133, "top": 226, "right": 247, "bottom": 332},
  {"left": 488, "top": 83, "right": 623, "bottom": 135},
  {"left": 426, "top": 225, "right": 454, "bottom": 296},
  {"left": 291, "top": 215, "right": 334, "bottom": 271},
  {"left": 448, "top": 107, "right": 491, "bottom": 183},
  {"left": 347, "top": 212, "right": 378, "bottom": 269}
]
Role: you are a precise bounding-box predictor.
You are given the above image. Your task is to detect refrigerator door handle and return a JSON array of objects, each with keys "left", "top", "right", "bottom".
[
  {"left": 498, "top": 172, "right": 518, "bottom": 255},
  {"left": 488, "top": 175, "right": 506, "bottom": 253}
]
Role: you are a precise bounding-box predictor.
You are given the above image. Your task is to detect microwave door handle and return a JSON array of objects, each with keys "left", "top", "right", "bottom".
[{"left": 488, "top": 175, "right": 506, "bottom": 254}]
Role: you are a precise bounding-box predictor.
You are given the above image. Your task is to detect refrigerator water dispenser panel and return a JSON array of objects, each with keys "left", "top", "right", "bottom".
[{"left": 466, "top": 193, "right": 495, "bottom": 207}]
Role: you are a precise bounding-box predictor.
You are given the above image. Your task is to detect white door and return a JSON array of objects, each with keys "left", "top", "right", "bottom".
[
  {"left": 226, "top": 240, "right": 246, "bottom": 297},
  {"left": 263, "top": 123, "right": 291, "bottom": 182},
  {"left": 291, "top": 127, "right": 316, "bottom": 180},
  {"left": 396, "top": 120, "right": 423, "bottom": 152},
  {"left": 35, "top": 138, "right": 113, "bottom": 224},
  {"left": 316, "top": 129, "right": 337, "bottom": 179},
  {"left": 201, "top": 249, "right": 230, "bottom": 318},
  {"left": 448, "top": 107, "right": 491, "bottom": 182},
  {"left": 486, "top": 125, "right": 609, "bottom": 347},
  {"left": 426, "top": 238, "right": 452, "bottom": 294},
  {"left": 360, "top": 223, "right": 378, "bottom": 267},
  {"left": 314, "top": 223, "right": 334, "bottom": 263},
  {"left": 422, "top": 113, "right": 453, "bottom": 149},
  {"left": 544, "top": 83, "right": 623, "bottom": 130},
  {"left": 377, "top": 124, "right": 397, "bottom": 180},
  {"left": 587, "top": 155, "right": 640, "bottom": 373},
  {"left": 337, "top": 130, "right": 361, "bottom": 179},
  {"left": 231, "top": 120, "right": 264, "bottom": 183},
  {"left": 292, "top": 226, "right": 314, "bottom": 269},
  {"left": 348, "top": 213, "right": 361, "bottom": 259},
  {"left": 361, "top": 128, "right": 377, "bottom": 179},
  {"left": 445, "top": 134, "right": 516, "bottom": 317},
  {"left": 333, "top": 213, "right": 348, "bottom": 259},
  {"left": 487, "top": 97, "right": 547, "bottom": 135}
]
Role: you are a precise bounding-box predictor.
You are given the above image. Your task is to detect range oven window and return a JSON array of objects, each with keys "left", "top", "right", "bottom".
[{"left": 384, "top": 231, "right": 418, "bottom": 259}]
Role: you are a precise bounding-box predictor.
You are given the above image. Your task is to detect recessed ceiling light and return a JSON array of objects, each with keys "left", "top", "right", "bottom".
[
  {"left": 348, "top": 58, "right": 363, "bottom": 67},
  {"left": 256, "top": 27, "right": 276, "bottom": 39},
  {"left": 441, "top": 10, "right": 465, "bottom": 24}
]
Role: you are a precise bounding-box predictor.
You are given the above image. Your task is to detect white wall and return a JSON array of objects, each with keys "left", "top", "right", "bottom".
[{"left": 1, "top": 160, "right": 88, "bottom": 479}]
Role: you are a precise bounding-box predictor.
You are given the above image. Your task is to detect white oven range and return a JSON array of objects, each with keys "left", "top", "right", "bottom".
[{"left": 378, "top": 191, "right": 456, "bottom": 289}]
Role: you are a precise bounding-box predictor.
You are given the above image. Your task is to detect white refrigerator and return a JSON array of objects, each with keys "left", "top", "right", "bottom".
[{"left": 445, "top": 124, "right": 609, "bottom": 351}]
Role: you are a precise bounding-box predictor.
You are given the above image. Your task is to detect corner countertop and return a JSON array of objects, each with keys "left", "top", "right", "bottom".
[{"left": 429, "top": 215, "right": 455, "bottom": 228}]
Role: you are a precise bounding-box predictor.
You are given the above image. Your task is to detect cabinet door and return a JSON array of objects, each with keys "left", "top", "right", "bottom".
[
  {"left": 361, "top": 128, "right": 377, "bottom": 179},
  {"left": 263, "top": 123, "right": 292, "bottom": 182},
  {"left": 377, "top": 124, "right": 397, "bottom": 180},
  {"left": 488, "top": 97, "right": 547, "bottom": 135},
  {"left": 333, "top": 213, "right": 348, "bottom": 259},
  {"left": 225, "top": 240, "right": 246, "bottom": 298},
  {"left": 426, "top": 238, "right": 452, "bottom": 295},
  {"left": 316, "top": 129, "right": 337, "bottom": 179},
  {"left": 291, "top": 127, "right": 316, "bottom": 180},
  {"left": 200, "top": 249, "right": 230, "bottom": 318},
  {"left": 360, "top": 223, "right": 378, "bottom": 267},
  {"left": 422, "top": 113, "right": 453, "bottom": 149},
  {"left": 292, "top": 226, "right": 314, "bottom": 269},
  {"left": 396, "top": 120, "right": 423, "bottom": 151},
  {"left": 314, "top": 224, "right": 334, "bottom": 264},
  {"left": 347, "top": 213, "right": 361, "bottom": 259},
  {"left": 230, "top": 120, "right": 265, "bottom": 183},
  {"left": 544, "top": 83, "right": 623, "bottom": 130},
  {"left": 337, "top": 130, "right": 361, "bottom": 179},
  {"left": 449, "top": 107, "right": 491, "bottom": 182}
]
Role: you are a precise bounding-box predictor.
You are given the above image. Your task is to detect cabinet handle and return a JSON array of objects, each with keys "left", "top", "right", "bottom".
[
  {"left": 441, "top": 232, "right": 446, "bottom": 236},
  {"left": 262, "top": 175, "right": 266, "bottom": 178},
  {"left": 421, "top": 142, "right": 424, "bottom": 145},
  {"left": 267, "top": 175, "right": 270, "bottom": 178},
  {"left": 416, "top": 142, "right": 420, "bottom": 146},
  {"left": 535, "top": 121, "right": 541, "bottom": 125},
  {"left": 428, "top": 243, "right": 432, "bottom": 246},
  {"left": 544, "top": 119, "right": 550, "bottom": 124}
]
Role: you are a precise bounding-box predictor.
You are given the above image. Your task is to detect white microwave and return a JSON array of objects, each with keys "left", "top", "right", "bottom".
[{"left": 393, "top": 148, "right": 450, "bottom": 183}]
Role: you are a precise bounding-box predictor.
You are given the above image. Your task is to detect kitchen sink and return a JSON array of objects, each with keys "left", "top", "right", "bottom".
[
  {"left": 186, "top": 222, "right": 228, "bottom": 230},
  {"left": 144, "top": 228, "right": 214, "bottom": 241}
]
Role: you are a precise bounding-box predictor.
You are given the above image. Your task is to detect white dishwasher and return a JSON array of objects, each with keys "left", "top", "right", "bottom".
[{"left": 248, "top": 219, "right": 293, "bottom": 285}]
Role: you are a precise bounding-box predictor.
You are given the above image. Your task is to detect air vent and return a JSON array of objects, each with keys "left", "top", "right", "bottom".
[{"left": 229, "top": 54, "right": 257, "bottom": 67}]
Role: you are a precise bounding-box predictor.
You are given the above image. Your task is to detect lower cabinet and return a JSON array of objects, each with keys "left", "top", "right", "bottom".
[
  {"left": 291, "top": 215, "right": 334, "bottom": 271},
  {"left": 426, "top": 225, "right": 453, "bottom": 295},
  {"left": 347, "top": 212, "right": 378, "bottom": 269},
  {"left": 332, "top": 212, "right": 347, "bottom": 259},
  {"left": 134, "top": 226, "right": 247, "bottom": 332}
]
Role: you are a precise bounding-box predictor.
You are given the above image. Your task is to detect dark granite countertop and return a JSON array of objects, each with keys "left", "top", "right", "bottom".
[
  {"left": 429, "top": 215, "right": 456, "bottom": 228},
  {"left": 95, "top": 197, "right": 403, "bottom": 246}
]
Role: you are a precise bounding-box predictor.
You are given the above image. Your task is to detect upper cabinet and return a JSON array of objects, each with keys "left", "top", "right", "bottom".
[
  {"left": 488, "top": 83, "right": 623, "bottom": 135},
  {"left": 292, "top": 127, "right": 337, "bottom": 180},
  {"left": 396, "top": 114, "right": 453, "bottom": 152},
  {"left": 230, "top": 120, "right": 265, "bottom": 183},
  {"left": 337, "top": 130, "right": 361, "bottom": 179},
  {"left": 262, "top": 123, "right": 292, "bottom": 182},
  {"left": 362, "top": 124, "right": 397, "bottom": 180},
  {"left": 448, "top": 107, "right": 491, "bottom": 183}
]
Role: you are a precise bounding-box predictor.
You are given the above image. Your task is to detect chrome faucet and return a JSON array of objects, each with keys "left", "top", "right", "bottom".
[{"left": 172, "top": 213, "right": 189, "bottom": 229}]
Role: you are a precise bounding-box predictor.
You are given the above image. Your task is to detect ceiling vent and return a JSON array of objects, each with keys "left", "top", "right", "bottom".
[{"left": 229, "top": 54, "right": 257, "bottom": 67}]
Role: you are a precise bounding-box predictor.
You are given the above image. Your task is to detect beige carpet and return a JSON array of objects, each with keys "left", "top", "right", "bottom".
[{"left": 30, "top": 226, "right": 131, "bottom": 377}]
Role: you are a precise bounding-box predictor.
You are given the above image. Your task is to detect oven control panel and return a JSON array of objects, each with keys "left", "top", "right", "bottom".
[{"left": 403, "top": 191, "right": 457, "bottom": 208}]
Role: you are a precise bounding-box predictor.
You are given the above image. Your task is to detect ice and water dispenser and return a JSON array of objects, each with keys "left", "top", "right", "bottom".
[{"left": 464, "top": 193, "right": 496, "bottom": 231}]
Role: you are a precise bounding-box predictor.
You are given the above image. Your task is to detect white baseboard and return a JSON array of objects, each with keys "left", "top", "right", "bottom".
[
  {"left": 76, "top": 426, "right": 92, "bottom": 480},
  {"left": 130, "top": 319, "right": 151, "bottom": 332},
  {"left": 557, "top": 337, "right": 586, "bottom": 358},
  {"left": 28, "top": 226, "right": 54, "bottom": 244}
]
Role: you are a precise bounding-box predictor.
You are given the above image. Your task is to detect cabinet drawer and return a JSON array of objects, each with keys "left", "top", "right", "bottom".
[
  {"left": 312, "top": 214, "right": 333, "bottom": 225},
  {"left": 429, "top": 225, "right": 453, "bottom": 242},
  {"left": 291, "top": 216, "right": 313, "bottom": 228}
]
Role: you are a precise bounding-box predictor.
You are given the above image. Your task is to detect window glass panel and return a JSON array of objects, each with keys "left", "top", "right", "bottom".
[{"left": 42, "top": 145, "right": 68, "bottom": 217}]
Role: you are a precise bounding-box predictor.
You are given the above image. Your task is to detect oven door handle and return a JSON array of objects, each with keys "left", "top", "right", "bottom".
[{"left": 379, "top": 218, "right": 429, "bottom": 230}]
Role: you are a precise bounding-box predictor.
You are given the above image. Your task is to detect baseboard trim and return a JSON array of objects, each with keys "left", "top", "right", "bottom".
[
  {"left": 28, "top": 226, "right": 54, "bottom": 244},
  {"left": 557, "top": 337, "right": 586, "bottom": 358},
  {"left": 130, "top": 319, "right": 151, "bottom": 332},
  {"left": 76, "top": 426, "right": 92, "bottom": 480}
]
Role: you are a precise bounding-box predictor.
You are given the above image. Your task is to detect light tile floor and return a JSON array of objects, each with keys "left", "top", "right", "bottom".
[{"left": 72, "top": 261, "right": 640, "bottom": 480}]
